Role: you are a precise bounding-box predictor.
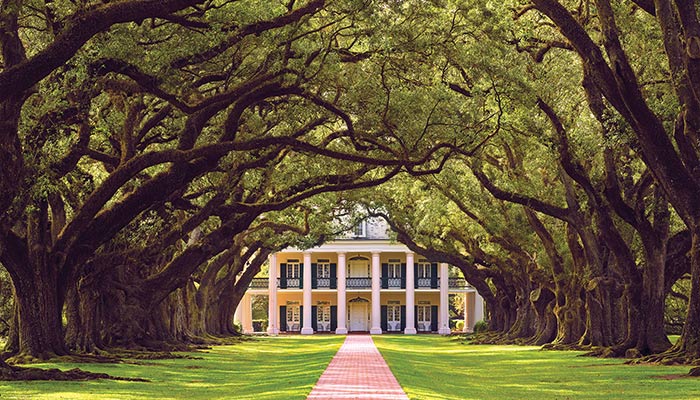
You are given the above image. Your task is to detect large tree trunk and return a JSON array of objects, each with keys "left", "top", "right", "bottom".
[
  {"left": 672, "top": 228, "right": 700, "bottom": 358},
  {"left": 65, "top": 274, "right": 105, "bottom": 353},
  {"left": 529, "top": 287, "right": 557, "bottom": 345},
  {"left": 551, "top": 285, "right": 585, "bottom": 345},
  {"left": 636, "top": 251, "right": 672, "bottom": 354},
  {"left": 11, "top": 271, "right": 67, "bottom": 360},
  {"left": 506, "top": 283, "right": 536, "bottom": 340}
]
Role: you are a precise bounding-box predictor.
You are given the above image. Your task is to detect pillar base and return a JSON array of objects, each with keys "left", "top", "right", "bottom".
[
  {"left": 370, "top": 327, "right": 383, "bottom": 335},
  {"left": 438, "top": 327, "right": 451, "bottom": 335},
  {"left": 266, "top": 327, "right": 279, "bottom": 335},
  {"left": 301, "top": 327, "right": 314, "bottom": 335},
  {"left": 404, "top": 327, "right": 417, "bottom": 335},
  {"left": 243, "top": 329, "right": 254, "bottom": 335},
  {"left": 335, "top": 327, "right": 348, "bottom": 334}
]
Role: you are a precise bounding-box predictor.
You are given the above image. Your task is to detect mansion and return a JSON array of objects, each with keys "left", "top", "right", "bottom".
[{"left": 236, "top": 219, "right": 484, "bottom": 335}]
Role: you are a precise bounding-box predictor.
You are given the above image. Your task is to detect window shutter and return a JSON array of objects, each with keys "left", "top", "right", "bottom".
[
  {"left": 381, "top": 305, "right": 388, "bottom": 332},
  {"left": 311, "top": 263, "right": 318, "bottom": 289},
  {"left": 312, "top": 306, "right": 318, "bottom": 332},
  {"left": 381, "top": 263, "right": 389, "bottom": 289},
  {"left": 279, "top": 264, "right": 287, "bottom": 289},
  {"left": 400, "top": 263, "right": 406, "bottom": 289},
  {"left": 300, "top": 306, "right": 303, "bottom": 327},
  {"left": 430, "top": 263, "right": 438, "bottom": 289},
  {"left": 431, "top": 305, "right": 438, "bottom": 332},
  {"left": 299, "top": 265, "right": 304, "bottom": 289},
  {"left": 415, "top": 266, "right": 419, "bottom": 289},
  {"left": 400, "top": 305, "right": 406, "bottom": 331},
  {"left": 331, "top": 305, "right": 338, "bottom": 331},
  {"left": 330, "top": 263, "right": 337, "bottom": 289},
  {"left": 280, "top": 306, "right": 287, "bottom": 332}
]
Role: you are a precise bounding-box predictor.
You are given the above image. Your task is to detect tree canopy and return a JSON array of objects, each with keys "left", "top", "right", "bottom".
[{"left": 1, "top": 0, "right": 700, "bottom": 379}]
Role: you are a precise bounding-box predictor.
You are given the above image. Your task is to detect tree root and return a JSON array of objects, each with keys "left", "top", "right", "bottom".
[
  {"left": 627, "top": 350, "right": 700, "bottom": 366},
  {"left": 0, "top": 364, "right": 149, "bottom": 382},
  {"left": 540, "top": 343, "right": 593, "bottom": 352}
]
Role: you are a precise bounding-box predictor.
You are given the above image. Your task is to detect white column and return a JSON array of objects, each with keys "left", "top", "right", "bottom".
[
  {"left": 463, "top": 293, "right": 470, "bottom": 333},
  {"left": 370, "top": 251, "right": 382, "bottom": 334},
  {"left": 301, "top": 251, "right": 314, "bottom": 334},
  {"left": 404, "top": 252, "right": 417, "bottom": 334},
  {"left": 267, "top": 253, "right": 279, "bottom": 335},
  {"left": 438, "top": 263, "right": 451, "bottom": 335},
  {"left": 466, "top": 291, "right": 476, "bottom": 332},
  {"left": 234, "top": 301, "right": 242, "bottom": 327},
  {"left": 242, "top": 294, "right": 254, "bottom": 334},
  {"left": 336, "top": 252, "right": 348, "bottom": 334},
  {"left": 474, "top": 291, "right": 485, "bottom": 324}
]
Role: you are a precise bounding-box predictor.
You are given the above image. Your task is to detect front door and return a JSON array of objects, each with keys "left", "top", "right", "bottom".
[{"left": 348, "top": 301, "right": 369, "bottom": 331}]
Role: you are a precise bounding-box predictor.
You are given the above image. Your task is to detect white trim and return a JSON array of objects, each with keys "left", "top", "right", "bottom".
[{"left": 281, "top": 240, "right": 410, "bottom": 254}]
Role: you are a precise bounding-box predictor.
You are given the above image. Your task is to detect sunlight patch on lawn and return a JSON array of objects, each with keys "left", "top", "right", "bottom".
[
  {"left": 0, "top": 335, "right": 344, "bottom": 400},
  {"left": 374, "top": 335, "right": 700, "bottom": 400}
]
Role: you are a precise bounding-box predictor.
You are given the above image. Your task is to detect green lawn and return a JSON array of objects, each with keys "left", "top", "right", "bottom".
[
  {"left": 0, "top": 336, "right": 343, "bottom": 400},
  {"left": 2, "top": 335, "right": 698, "bottom": 399},
  {"left": 374, "top": 335, "right": 700, "bottom": 400}
]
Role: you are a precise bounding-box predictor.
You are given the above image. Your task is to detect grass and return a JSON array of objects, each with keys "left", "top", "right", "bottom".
[
  {"left": 373, "top": 335, "right": 700, "bottom": 400},
  {"left": 0, "top": 335, "right": 343, "bottom": 400},
  {"left": 2, "top": 335, "right": 698, "bottom": 399}
]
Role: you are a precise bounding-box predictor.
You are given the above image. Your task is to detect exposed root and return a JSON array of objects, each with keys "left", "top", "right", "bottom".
[
  {"left": 627, "top": 351, "right": 700, "bottom": 366},
  {"left": 0, "top": 364, "right": 149, "bottom": 382},
  {"left": 105, "top": 349, "right": 204, "bottom": 360},
  {"left": 541, "top": 343, "right": 593, "bottom": 352}
]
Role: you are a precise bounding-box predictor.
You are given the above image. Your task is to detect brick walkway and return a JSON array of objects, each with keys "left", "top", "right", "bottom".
[{"left": 307, "top": 335, "right": 408, "bottom": 400}]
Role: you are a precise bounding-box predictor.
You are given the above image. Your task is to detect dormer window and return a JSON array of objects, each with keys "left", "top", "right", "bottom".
[{"left": 353, "top": 221, "right": 366, "bottom": 238}]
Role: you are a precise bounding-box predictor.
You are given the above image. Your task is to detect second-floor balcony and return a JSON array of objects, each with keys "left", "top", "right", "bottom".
[{"left": 249, "top": 277, "right": 472, "bottom": 290}]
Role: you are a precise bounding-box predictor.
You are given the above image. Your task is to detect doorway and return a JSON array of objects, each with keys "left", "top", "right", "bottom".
[
  {"left": 348, "top": 257, "right": 370, "bottom": 277},
  {"left": 348, "top": 297, "right": 369, "bottom": 332}
]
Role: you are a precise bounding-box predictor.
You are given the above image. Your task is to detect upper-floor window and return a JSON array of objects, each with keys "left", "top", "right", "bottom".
[
  {"left": 317, "top": 261, "right": 331, "bottom": 278},
  {"left": 287, "top": 261, "right": 301, "bottom": 278},
  {"left": 353, "top": 221, "right": 366, "bottom": 238},
  {"left": 417, "top": 261, "right": 431, "bottom": 278},
  {"left": 388, "top": 260, "right": 401, "bottom": 278}
]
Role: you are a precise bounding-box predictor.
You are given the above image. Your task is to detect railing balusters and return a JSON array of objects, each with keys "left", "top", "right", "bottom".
[{"left": 248, "top": 276, "right": 473, "bottom": 290}]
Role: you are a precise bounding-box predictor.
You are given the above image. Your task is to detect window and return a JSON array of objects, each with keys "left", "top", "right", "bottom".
[
  {"left": 317, "top": 262, "right": 330, "bottom": 278},
  {"left": 319, "top": 305, "right": 331, "bottom": 323},
  {"left": 353, "top": 221, "right": 366, "bottom": 238},
  {"left": 316, "top": 304, "right": 332, "bottom": 332},
  {"left": 287, "top": 262, "right": 300, "bottom": 278},
  {"left": 388, "top": 261, "right": 401, "bottom": 278},
  {"left": 287, "top": 305, "right": 301, "bottom": 332},
  {"left": 417, "top": 305, "right": 431, "bottom": 332},
  {"left": 418, "top": 262, "right": 431, "bottom": 278},
  {"left": 388, "top": 305, "right": 401, "bottom": 322}
]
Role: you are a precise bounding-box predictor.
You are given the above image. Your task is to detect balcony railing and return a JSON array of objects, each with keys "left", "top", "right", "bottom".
[
  {"left": 449, "top": 277, "right": 471, "bottom": 289},
  {"left": 249, "top": 278, "right": 268, "bottom": 289},
  {"left": 416, "top": 277, "right": 435, "bottom": 288},
  {"left": 248, "top": 277, "right": 472, "bottom": 290},
  {"left": 346, "top": 277, "right": 372, "bottom": 289},
  {"left": 381, "top": 277, "right": 404, "bottom": 289},
  {"left": 285, "top": 278, "right": 301, "bottom": 288},
  {"left": 315, "top": 277, "right": 336, "bottom": 288}
]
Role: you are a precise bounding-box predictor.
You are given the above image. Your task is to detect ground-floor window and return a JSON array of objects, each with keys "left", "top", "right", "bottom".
[
  {"left": 417, "top": 305, "right": 431, "bottom": 332},
  {"left": 287, "top": 305, "right": 301, "bottom": 332},
  {"left": 317, "top": 305, "right": 331, "bottom": 332},
  {"left": 387, "top": 305, "right": 401, "bottom": 332}
]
